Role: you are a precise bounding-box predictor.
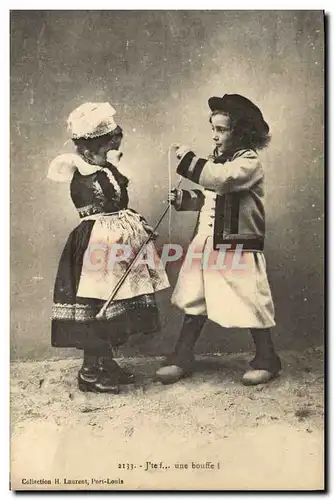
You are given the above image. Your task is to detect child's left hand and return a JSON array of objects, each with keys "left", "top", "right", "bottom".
[
  {"left": 175, "top": 144, "right": 192, "bottom": 160},
  {"left": 142, "top": 222, "right": 158, "bottom": 240},
  {"left": 107, "top": 150, "right": 123, "bottom": 166}
]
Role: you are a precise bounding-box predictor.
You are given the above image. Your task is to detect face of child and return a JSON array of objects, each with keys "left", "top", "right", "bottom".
[{"left": 211, "top": 113, "right": 232, "bottom": 154}]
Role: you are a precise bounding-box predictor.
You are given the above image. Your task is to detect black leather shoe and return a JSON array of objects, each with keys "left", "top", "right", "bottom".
[
  {"left": 98, "top": 357, "right": 135, "bottom": 384},
  {"left": 77, "top": 370, "right": 119, "bottom": 394},
  {"left": 91, "top": 375, "right": 120, "bottom": 394}
]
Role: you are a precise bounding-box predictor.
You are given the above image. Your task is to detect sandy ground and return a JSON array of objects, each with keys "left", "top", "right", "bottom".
[{"left": 10, "top": 346, "right": 324, "bottom": 491}]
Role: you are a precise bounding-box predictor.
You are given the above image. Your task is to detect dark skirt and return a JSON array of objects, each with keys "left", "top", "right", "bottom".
[{"left": 51, "top": 220, "right": 161, "bottom": 350}]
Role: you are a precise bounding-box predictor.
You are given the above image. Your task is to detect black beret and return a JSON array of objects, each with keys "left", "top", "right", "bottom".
[{"left": 208, "top": 94, "right": 269, "bottom": 134}]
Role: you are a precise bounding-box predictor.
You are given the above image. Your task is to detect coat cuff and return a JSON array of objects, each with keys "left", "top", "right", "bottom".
[{"left": 176, "top": 151, "right": 208, "bottom": 184}]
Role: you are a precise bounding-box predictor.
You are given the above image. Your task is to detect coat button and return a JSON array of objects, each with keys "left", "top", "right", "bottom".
[{"left": 208, "top": 223, "right": 213, "bottom": 227}]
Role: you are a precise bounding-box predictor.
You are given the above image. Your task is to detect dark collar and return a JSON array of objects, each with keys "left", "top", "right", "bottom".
[{"left": 212, "top": 148, "right": 243, "bottom": 164}]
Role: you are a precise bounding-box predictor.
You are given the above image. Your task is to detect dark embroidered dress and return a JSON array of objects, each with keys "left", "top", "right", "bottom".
[{"left": 51, "top": 162, "right": 169, "bottom": 351}]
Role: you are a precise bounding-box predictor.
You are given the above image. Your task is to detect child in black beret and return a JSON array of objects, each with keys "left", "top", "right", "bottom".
[{"left": 156, "top": 94, "right": 281, "bottom": 386}]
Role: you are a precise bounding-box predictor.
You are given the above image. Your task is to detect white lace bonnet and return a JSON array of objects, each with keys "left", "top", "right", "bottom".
[{"left": 48, "top": 102, "right": 119, "bottom": 182}]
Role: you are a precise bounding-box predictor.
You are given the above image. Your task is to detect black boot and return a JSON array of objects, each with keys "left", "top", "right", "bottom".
[
  {"left": 242, "top": 328, "right": 282, "bottom": 386},
  {"left": 78, "top": 352, "right": 99, "bottom": 379},
  {"left": 78, "top": 350, "right": 119, "bottom": 394},
  {"left": 98, "top": 356, "right": 135, "bottom": 385},
  {"left": 156, "top": 314, "right": 206, "bottom": 384},
  {"left": 166, "top": 314, "right": 207, "bottom": 367}
]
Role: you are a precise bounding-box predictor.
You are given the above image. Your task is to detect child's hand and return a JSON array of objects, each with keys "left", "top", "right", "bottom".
[
  {"left": 168, "top": 188, "right": 180, "bottom": 206},
  {"left": 142, "top": 222, "right": 158, "bottom": 240},
  {"left": 107, "top": 150, "right": 123, "bottom": 166},
  {"left": 175, "top": 144, "right": 191, "bottom": 160}
]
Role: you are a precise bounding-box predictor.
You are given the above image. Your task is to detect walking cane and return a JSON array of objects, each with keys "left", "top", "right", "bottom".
[{"left": 96, "top": 177, "right": 182, "bottom": 319}]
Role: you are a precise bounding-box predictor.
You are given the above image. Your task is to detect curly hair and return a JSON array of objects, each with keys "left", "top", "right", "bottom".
[
  {"left": 210, "top": 110, "right": 271, "bottom": 153},
  {"left": 72, "top": 125, "right": 123, "bottom": 155}
]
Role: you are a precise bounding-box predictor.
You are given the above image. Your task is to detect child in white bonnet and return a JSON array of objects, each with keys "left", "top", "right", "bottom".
[{"left": 49, "top": 102, "right": 170, "bottom": 393}]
